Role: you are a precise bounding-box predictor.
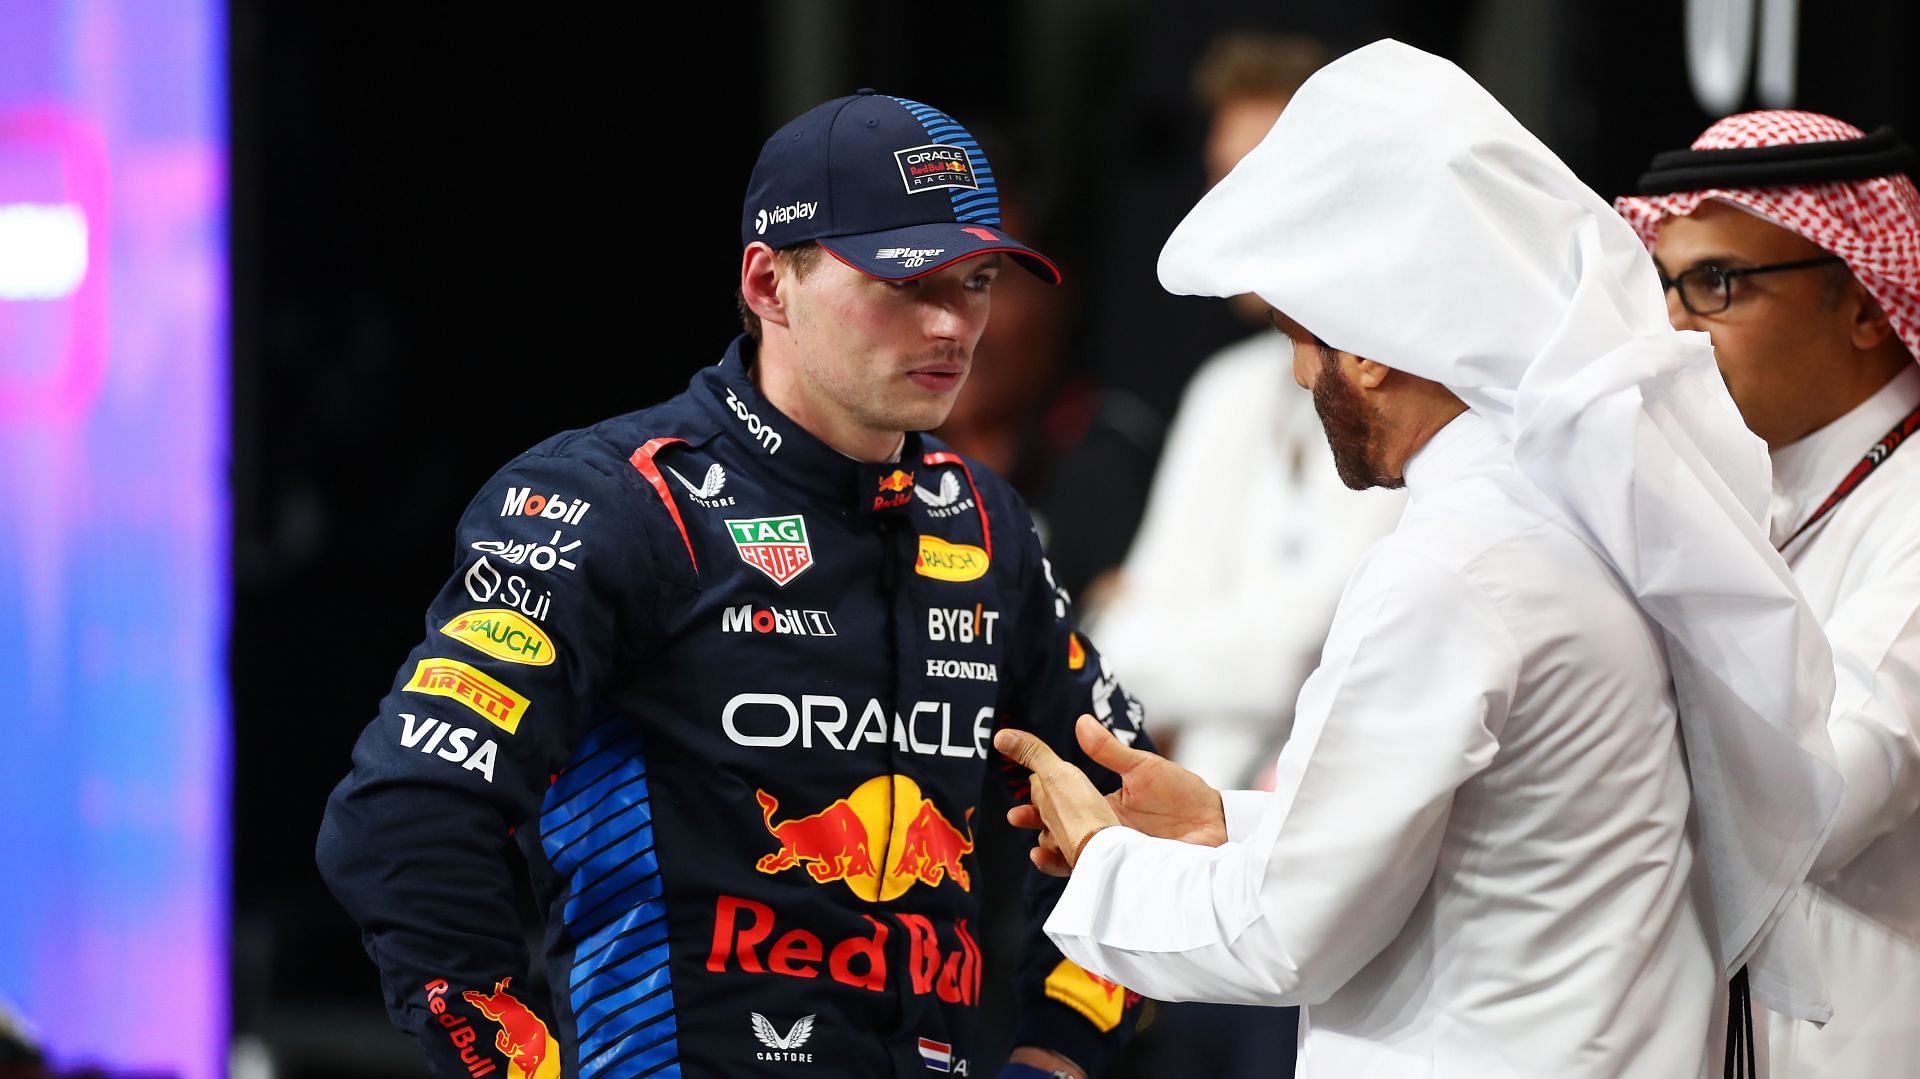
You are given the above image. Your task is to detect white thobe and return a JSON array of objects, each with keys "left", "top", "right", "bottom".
[
  {"left": 1047, "top": 412, "right": 1722, "bottom": 1077},
  {"left": 1092, "top": 333, "right": 1407, "bottom": 787},
  {"left": 1766, "top": 366, "right": 1920, "bottom": 1076}
]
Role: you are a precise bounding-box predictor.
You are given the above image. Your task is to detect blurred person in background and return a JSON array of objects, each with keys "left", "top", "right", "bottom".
[
  {"left": 1092, "top": 31, "right": 1404, "bottom": 793},
  {"left": 316, "top": 90, "right": 1150, "bottom": 1079},
  {"left": 1619, "top": 111, "right": 1920, "bottom": 1077}
]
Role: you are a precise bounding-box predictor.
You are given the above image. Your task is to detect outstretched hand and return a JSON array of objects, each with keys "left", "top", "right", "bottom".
[
  {"left": 996, "top": 715, "right": 1228, "bottom": 877},
  {"left": 994, "top": 720, "right": 1120, "bottom": 877}
]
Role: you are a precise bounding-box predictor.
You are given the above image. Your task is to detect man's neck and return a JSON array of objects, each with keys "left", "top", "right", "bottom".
[
  {"left": 1382, "top": 396, "right": 1470, "bottom": 484},
  {"left": 751, "top": 339, "right": 905, "bottom": 463}
]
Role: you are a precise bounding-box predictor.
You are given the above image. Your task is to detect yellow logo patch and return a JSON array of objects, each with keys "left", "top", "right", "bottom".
[
  {"left": 1043, "top": 959, "right": 1135, "bottom": 1033},
  {"left": 915, "top": 535, "right": 989, "bottom": 582},
  {"left": 405, "top": 658, "right": 529, "bottom": 734},
  {"left": 440, "top": 608, "right": 555, "bottom": 667}
]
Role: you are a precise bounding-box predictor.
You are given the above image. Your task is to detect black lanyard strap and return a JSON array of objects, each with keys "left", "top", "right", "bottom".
[
  {"left": 1725, "top": 966, "right": 1756, "bottom": 1079},
  {"left": 1777, "top": 399, "right": 1920, "bottom": 551}
]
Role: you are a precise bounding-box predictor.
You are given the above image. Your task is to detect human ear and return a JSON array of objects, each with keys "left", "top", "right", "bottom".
[
  {"left": 1351, "top": 356, "right": 1391, "bottom": 390},
  {"left": 1846, "top": 281, "right": 1896, "bottom": 352},
  {"left": 740, "top": 243, "right": 790, "bottom": 330}
]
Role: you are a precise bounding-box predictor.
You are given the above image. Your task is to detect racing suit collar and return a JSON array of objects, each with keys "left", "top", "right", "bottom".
[{"left": 697, "top": 335, "right": 924, "bottom": 523}]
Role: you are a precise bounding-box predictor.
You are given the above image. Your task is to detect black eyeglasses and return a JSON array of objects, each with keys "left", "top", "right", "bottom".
[{"left": 1658, "top": 255, "right": 1845, "bottom": 316}]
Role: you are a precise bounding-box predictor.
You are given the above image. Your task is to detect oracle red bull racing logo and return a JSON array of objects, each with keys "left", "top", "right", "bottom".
[{"left": 755, "top": 775, "right": 973, "bottom": 900}]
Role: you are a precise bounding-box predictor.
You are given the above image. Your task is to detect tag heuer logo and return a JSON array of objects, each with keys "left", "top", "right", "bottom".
[{"left": 726, "top": 515, "right": 814, "bottom": 586}]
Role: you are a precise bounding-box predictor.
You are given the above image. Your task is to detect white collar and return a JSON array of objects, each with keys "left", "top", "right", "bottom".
[
  {"left": 1770, "top": 365, "right": 1920, "bottom": 543},
  {"left": 1402, "top": 410, "right": 1507, "bottom": 496}
]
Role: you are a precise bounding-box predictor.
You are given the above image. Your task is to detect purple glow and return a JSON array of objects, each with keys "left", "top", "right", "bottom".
[
  {"left": 0, "top": 1, "right": 227, "bottom": 1076},
  {"left": 0, "top": 107, "right": 108, "bottom": 422}
]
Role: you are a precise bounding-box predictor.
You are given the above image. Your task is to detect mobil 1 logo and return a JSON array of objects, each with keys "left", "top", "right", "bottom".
[{"left": 722, "top": 604, "right": 836, "bottom": 638}]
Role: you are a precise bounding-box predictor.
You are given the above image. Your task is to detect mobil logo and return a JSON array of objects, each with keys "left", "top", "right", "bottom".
[
  {"left": 754, "top": 775, "right": 974, "bottom": 900},
  {"left": 500, "top": 487, "right": 590, "bottom": 525},
  {"left": 461, "top": 977, "right": 561, "bottom": 1079}
]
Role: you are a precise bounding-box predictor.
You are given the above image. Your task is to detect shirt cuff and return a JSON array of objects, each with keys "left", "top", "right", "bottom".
[
  {"left": 1047, "top": 825, "right": 1133, "bottom": 939},
  {"left": 1219, "top": 789, "right": 1269, "bottom": 843}
]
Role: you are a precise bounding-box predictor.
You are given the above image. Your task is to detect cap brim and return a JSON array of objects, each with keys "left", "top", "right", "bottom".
[{"left": 818, "top": 222, "right": 1062, "bottom": 285}]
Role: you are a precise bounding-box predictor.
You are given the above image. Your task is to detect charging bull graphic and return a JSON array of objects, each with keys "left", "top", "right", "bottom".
[
  {"left": 894, "top": 800, "right": 975, "bottom": 891},
  {"left": 462, "top": 978, "right": 561, "bottom": 1079},
  {"left": 755, "top": 775, "right": 974, "bottom": 901},
  {"left": 755, "top": 790, "right": 878, "bottom": 883}
]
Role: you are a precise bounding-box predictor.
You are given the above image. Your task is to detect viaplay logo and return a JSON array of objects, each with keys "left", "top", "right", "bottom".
[
  {"left": 754, "top": 775, "right": 973, "bottom": 900},
  {"left": 755, "top": 200, "right": 819, "bottom": 235}
]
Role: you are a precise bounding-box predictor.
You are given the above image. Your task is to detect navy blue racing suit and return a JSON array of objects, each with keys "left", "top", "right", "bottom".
[{"left": 317, "top": 336, "right": 1152, "bottom": 1078}]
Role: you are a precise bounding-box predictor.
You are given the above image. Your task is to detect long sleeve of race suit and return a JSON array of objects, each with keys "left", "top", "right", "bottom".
[
  {"left": 317, "top": 444, "right": 657, "bottom": 1078},
  {"left": 996, "top": 500, "right": 1154, "bottom": 1078}
]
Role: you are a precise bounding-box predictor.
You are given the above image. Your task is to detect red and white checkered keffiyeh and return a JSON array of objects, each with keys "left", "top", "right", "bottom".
[{"left": 1616, "top": 110, "right": 1920, "bottom": 360}]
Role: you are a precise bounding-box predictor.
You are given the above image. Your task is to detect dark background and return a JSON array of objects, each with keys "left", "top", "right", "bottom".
[{"left": 224, "top": 0, "right": 1918, "bottom": 1072}]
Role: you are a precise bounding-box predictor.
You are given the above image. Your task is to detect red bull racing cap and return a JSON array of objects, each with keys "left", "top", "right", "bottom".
[{"left": 741, "top": 89, "right": 1062, "bottom": 284}]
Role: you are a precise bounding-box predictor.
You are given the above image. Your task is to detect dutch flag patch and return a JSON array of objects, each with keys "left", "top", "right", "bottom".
[{"left": 917, "top": 1037, "right": 952, "bottom": 1072}]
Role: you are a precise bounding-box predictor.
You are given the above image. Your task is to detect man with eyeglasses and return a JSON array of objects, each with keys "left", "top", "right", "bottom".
[{"left": 1619, "top": 111, "right": 1920, "bottom": 1076}]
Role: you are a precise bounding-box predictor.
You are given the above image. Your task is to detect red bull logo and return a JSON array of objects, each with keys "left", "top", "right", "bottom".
[
  {"left": 708, "top": 895, "right": 983, "bottom": 1004},
  {"left": 755, "top": 790, "right": 878, "bottom": 883},
  {"left": 755, "top": 776, "right": 973, "bottom": 900},
  {"left": 461, "top": 978, "right": 560, "bottom": 1079},
  {"left": 895, "top": 799, "right": 975, "bottom": 891},
  {"left": 873, "top": 468, "right": 915, "bottom": 510}
]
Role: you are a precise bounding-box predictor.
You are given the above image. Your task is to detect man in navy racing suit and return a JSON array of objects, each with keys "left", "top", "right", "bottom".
[{"left": 316, "top": 89, "right": 1152, "bottom": 1078}]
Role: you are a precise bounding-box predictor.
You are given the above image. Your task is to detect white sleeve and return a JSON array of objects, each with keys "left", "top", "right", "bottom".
[
  {"left": 1044, "top": 546, "right": 1519, "bottom": 1005},
  {"left": 1220, "top": 789, "right": 1270, "bottom": 843},
  {"left": 1810, "top": 537, "right": 1920, "bottom": 878}
]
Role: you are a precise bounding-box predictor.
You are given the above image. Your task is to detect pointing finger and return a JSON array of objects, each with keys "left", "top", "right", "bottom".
[{"left": 994, "top": 728, "right": 1065, "bottom": 774}]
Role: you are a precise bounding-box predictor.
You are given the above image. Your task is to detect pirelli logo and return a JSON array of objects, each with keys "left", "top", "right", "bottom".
[{"left": 405, "top": 658, "right": 529, "bottom": 735}]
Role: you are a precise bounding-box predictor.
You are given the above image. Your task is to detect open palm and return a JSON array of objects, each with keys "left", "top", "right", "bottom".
[{"left": 1003, "top": 715, "right": 1226, "bottom": 875}]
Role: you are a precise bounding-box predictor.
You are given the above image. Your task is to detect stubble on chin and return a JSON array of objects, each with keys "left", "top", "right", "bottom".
[{"left": 1310, "top": 354, "right": 1393, "bottom": 491}]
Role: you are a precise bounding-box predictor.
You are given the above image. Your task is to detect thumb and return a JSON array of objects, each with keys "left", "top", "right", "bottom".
[
  {"left": 1076, "top": 713, "right": 1148, "bottom": 773},
  {"left": 994, "top": 728, "right": 1065, "bottom": 774}
]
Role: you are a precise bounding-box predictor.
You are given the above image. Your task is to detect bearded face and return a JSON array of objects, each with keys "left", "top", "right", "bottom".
[{"left": 1309, "top": 344, "right": 1400, "bottom": 491}]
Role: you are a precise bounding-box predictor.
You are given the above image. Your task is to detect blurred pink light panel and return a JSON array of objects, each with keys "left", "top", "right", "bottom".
[{"left": 0, "top": 2, "right": 228, "bottom": 1077}]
